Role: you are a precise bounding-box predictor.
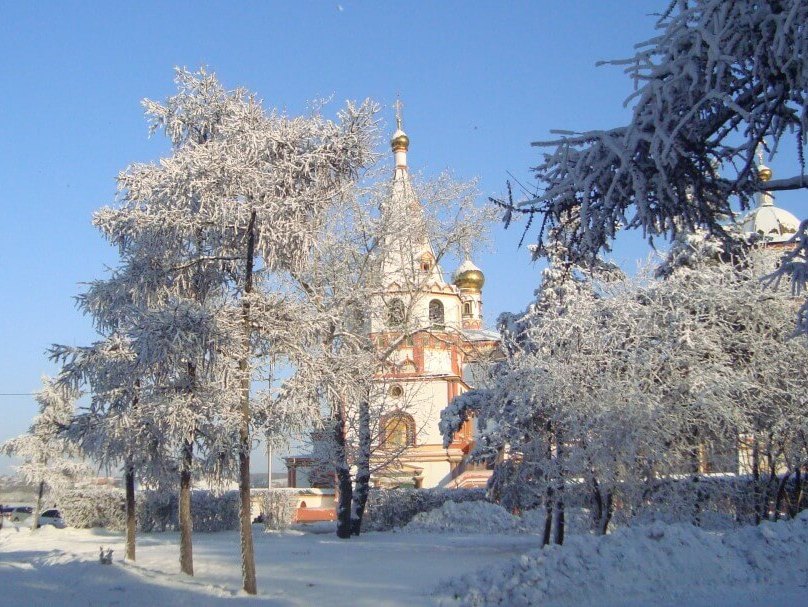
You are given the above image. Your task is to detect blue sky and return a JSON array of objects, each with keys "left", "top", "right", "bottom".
[{"left": 1, "top": 1, "right": 804, "bottom": 475}]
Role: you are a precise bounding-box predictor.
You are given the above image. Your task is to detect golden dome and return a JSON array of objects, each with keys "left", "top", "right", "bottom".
[
  {"left": 454, "top": 259, "right": 484, "bottom": 291},
  {"left": 758, "top": 164, "right": 773, "bottom": 182},
  {"left": 391, "top": 129, "right": 409, "bottom": 152},
  {"left": 455, "top": 269, "right": 484, "bottom": 290}
]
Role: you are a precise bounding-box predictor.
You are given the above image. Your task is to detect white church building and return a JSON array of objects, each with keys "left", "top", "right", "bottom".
[{"left": 284, "top": 116, "right": 499, "bottom": 506}]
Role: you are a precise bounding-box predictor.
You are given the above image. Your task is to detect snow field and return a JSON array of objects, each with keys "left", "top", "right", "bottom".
[
  {"left": 2, "top": 510, "right": 807, "bottom": 606},
  {"left": 0, "top": 522, "right": 538, "bottom": 607}
]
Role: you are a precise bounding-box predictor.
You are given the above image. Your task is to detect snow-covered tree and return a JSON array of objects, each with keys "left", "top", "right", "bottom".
[
  {"left": 1, "top": 378, "right": 89, "bottom": 531},
  {"left": 444, "top": 234, "right": 808, "bottom": 539},
  {"left": 513, "top": 0, "right": 807, "bottom": 300},
  {"left": 52, "top": 331, "right": 144, "bottom": 560},
  {"left": 93, "top": 68, "right": 377, "bottom": 593}
]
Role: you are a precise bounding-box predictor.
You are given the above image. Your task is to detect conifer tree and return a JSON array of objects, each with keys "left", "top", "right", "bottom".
[{"left": 1, "top": 378, "right": 89, "bottom": 532}]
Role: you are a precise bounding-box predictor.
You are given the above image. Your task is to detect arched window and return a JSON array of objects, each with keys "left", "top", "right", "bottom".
[
  {"left": 429, "top": 299, "right": 445, "bottom": 327},
  {"left": 387, "top": 298, "right": 405, "bottom": 327},
  {"left": 382, "top": 413, "right": 416, "bottom": 449},
  {"left": 400, "top": 360, "right": 417, "bottom": 374},
  {"left": 462, "top": 301, "right": 472, "bottom": 317},
  {"left": 420, "top": 253, "right": 434, "bottom": 273}
]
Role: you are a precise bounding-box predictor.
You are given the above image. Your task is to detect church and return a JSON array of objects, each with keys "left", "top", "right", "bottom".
[{"left": 284, "top": 115, "right": 500, "bottom": 508}]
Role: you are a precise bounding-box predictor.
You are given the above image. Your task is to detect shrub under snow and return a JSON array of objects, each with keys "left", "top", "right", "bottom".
[
  {"left": 363, "top": 487, "right": 487, "bottom": 531},
  {"left": 58, "top": 487, "right": 127, "bottom": 531},
  {"left": 405, "top": 501, "right": 520, "bottom": 534},
  {"left": 58, "top": 488, "right": 240, "bottom": 532},
  {"left": 260, "top": 490, "right": 298, "bottom": 531},
  {"left": 137, "top": 490, "right": 239, "bottom": 533},
  {"left": 404, "top": 501, "right": 597, "bottom": 536},
  {"left": 438, "top": 512, "right": 808, "bottom": 607}
]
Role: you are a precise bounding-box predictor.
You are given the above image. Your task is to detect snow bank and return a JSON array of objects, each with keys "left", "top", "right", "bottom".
[
  {"left": 404, "top": 501, "right": 521, "bottom": 534},
  {"left": 438, "top": 512, "right": 808, "bottom": 606}
]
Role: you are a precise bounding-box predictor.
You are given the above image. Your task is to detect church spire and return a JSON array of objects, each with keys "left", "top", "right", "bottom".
[
  {"left": 390, "top": 97, "right": 409, "bottom": 169},
  {"left": 756, "top": 145, "right": 774, "bottom": 207}
]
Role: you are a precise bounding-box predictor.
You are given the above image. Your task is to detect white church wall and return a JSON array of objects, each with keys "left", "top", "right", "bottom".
[
  {"left": 407, "top": 380, "right": 453, "bottom": 445},
  {"left": 419, "top": 460, "right": 453, "bottom": 488},
  {"left": 376, "top": 378, "right": 450, "bottom": 447},
  {"left": 423, "top": 348, "right": 453, "bottom": 375}
]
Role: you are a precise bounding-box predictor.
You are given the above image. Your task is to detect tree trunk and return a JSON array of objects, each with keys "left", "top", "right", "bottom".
[
  {"left": 591, "top": 473, "right": 603, "bottom": 532},
  {"left": 125, "top": 463, "right": 136, "bottom": 561},
  {"left": 763, "top": 437, "right": 779, "bottom": 521},
  {"left": 553, "top": 432, "right": 565, "bottom": 545},
  {"left": 179, "top": 439, "right": 194, "bottom": 576},
  {"left": 126, "top": 385, "right": 139, "bottom": 561},
  {"left": 31, "top": 479, "right": 45, "bottom": 532},
  {"left": 752, "top": 438, "right": 762, "bottom": 525},
  {"left": 334, "top": 401, "right": 353, "bottom": 539},
  {"left": 350, "top": 399, "right": 371, "bottom": 536},
  {"left": 789, "top": 468, "right": 804, "bottom": 518},
  {"left": 590, "top": 474, "right": 612, "bottom": 535},
  {"left": 600, "top": 490, "right": 614, "bottom": 536},
  {"left": 542, "top": 487, "right": 553, "bottom": 548},
  {"left": 552, "top": 487, "right": 565, "bottom": 545},
  {"left": 238, "top": 209, "right": 258, "bottom": 595},
  {"left": 773, "top": 471, "right": 791, "bottom": 521}
]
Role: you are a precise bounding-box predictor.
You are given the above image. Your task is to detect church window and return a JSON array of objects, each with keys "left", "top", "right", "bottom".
[
  {"left": 382, "top": 412, "right": 416, "bottom": 449},
  {"left": 401, "top": 360, "right": 417, "bottom": 374},
  {"left": 429, "top": 299, "right": 445, "bottom": 327},
  {"left": 462, "top": 301, "right": 472, "bottom": 316},
  {"left": 387, "top": 298, "right": 405, "bottom": 327},
  {"left": 389, "top": 384, "right": 403, "bottom": 398},
  {"left": 420, "top": 253, "right": 434, "bottom": 273}
]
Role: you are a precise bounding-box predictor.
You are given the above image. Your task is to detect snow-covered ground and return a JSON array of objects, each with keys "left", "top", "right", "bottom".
[
  {"left": 0, "top": 522, "right": 536, "bottom": 606},
  {"left": 1, "top": 510, "right": 807, "bottom": 607}
]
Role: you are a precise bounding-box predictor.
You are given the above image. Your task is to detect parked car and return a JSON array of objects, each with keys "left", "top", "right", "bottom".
[
  {"left": 0, "top": 505, "right": 15, "bottom": 519},
  {"left": 10, "top": 506, "right": 32, "bottom": 523},
  {"left": 8, "top": 506, "right": 64, "bottom": 528},
  {"left": 38, "top": 509, "right": 65, "bottom": 528}
]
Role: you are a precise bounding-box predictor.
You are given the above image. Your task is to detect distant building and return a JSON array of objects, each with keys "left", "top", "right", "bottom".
[{"left": 738, "top": 160, "right": 800, "bottom": 248}]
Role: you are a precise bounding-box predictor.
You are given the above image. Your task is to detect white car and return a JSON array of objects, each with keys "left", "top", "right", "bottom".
[
  {"left": 9, "top": 507, "right": 64, "bottom": 528},
  {"left": 38, "top": 509, "right": 65, "bottom": 528},
  {"left": 10, "top": 506, "right": 32, "bottom": 523}
]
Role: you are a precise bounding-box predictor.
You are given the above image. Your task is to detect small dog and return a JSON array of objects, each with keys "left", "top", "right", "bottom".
[{"left": 99, "top": 546, "right": 114, "bottom": 565}]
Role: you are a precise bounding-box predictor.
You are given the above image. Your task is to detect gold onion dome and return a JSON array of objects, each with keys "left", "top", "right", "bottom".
[
  {"left": 391, "top": 129, "right": 410, "bottom": 151},
  {"left": 454, "top": 258, "right": 485, "bottom": 290},
  {"left": 758, "top": 163, "right": 773, "bottom": 182}
]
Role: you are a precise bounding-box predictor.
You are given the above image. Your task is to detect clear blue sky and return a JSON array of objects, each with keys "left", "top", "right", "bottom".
[{"left": 1, "top": 1, "right": 804, "bottom": 475}]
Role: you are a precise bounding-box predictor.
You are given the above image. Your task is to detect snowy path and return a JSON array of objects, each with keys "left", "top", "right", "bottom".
[{"left": 0, "top": 524, "right": 538, "bottom": 606}]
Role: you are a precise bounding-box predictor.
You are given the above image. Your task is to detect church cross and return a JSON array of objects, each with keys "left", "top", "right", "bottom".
[{"left": 394, "top": 96, "right": 404, "bottom": 130}]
